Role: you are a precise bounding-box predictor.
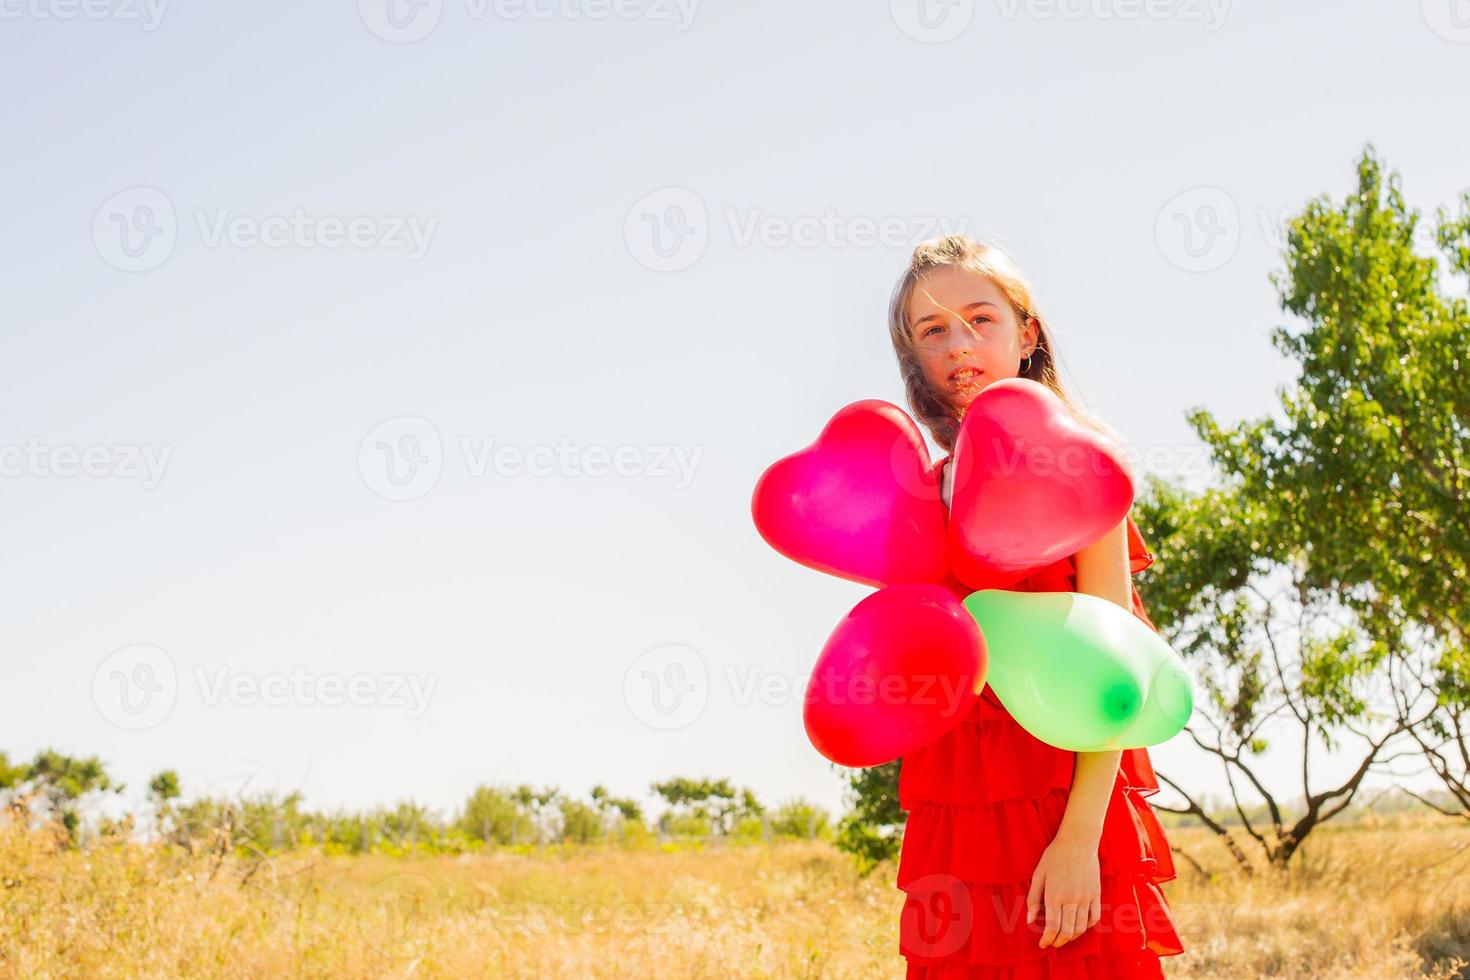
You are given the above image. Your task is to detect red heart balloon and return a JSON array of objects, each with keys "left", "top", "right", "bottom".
[
  {"left": 752, "top": 400, "right": 948, "bottom": 588},
  {"left": 947, "top": 379, "right": 1135, "bottom": 591},
  {"left": 804, "top": 583, "right": 986, "bottom": 768}
]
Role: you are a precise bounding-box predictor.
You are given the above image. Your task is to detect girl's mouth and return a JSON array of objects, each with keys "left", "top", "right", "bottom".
[{"left": 950, "top": 368, "right": 983, "bottom": 386}]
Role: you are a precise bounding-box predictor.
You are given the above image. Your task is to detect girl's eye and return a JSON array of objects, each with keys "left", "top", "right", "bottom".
[
  {"left": 970, "top": 315, "right": 991, "bottom": 326},
  {"left": 923, "top": 325, "right": 943, "bottom": 337}
]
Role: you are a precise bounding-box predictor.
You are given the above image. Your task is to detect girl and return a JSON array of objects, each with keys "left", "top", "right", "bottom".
[{"left": 887, "top": 236, "right": 1185, "bottom": 978}]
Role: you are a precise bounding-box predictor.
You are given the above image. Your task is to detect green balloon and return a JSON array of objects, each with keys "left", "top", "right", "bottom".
[
  {"left": 961, "top": 590, "right": 1193, "bottom": 751},
  {"left": 1116, "top": 647, "right": 1195, "bottom": 748}
]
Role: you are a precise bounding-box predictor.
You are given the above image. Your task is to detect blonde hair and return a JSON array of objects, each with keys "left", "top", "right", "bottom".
[{"left": 887, "top": 235, "right": 1110, "bottom": 454}]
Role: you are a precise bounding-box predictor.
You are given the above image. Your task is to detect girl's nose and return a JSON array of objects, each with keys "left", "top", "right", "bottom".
[{"left": 946, "top": 319, "right": 979, "bottom": 352}]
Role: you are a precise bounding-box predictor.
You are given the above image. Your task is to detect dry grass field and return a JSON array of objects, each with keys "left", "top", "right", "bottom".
[{"left": 3, "top": 815, "right": 1470, "bottom": 978}]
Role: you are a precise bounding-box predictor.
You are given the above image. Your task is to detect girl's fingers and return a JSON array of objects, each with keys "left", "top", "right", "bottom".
[
  {"left": 1039, "top": 900, "right": 1060, "bottom": 947},
  {"left": 1025, "top": 872, "right": 1045, "bottom": 925},
  {"left": 1055, "top": 903, "right": 1079, "bottom": 946},
  {"left": 1088, "top": 897, "right": 1102, "bottom": 929}
]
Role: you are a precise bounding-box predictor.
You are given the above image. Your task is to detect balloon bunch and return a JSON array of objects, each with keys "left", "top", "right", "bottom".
[{"left": 751, "top": 378, "right": 1193, "bottom": 767}]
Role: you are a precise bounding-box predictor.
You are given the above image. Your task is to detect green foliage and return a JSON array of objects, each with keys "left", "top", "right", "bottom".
[
  {"left": 458, "top": 784, "right": 536, "bottom": 845},
  {"left": 1128, "top": 146, "right": 1470, "bottom": 867},
  {"left": 832, "top": 761, "right": 903, "bottom": 874},
  {"left": 172, "top": 790, "right": 308, "bottom": 851},
  {"left": 1188, "top": 145, "right": 1469, "bottom": 690},
  {"left": 557, "top": 799, "right": 606, "bottom": 843},
  {"left": 769, "top": 798, "right": 832, "bottom": 840},
  {"left": 147, "top": 770, "right": 180, "bottom": 804},
  {"left": 650, "top": 776, "right": 762, "bottom": 836},
  {"left": 659, "top": 811, "right": 713, "bottom": 836},
  {"left": 0, "top": 752, "right": 25, "bottom": 790},
  {"left": 590, "top": 784, "right": 643, "bottom": 822},
  {"left": 4, "top": 749, "right": 121, "bottom": 846},
  {"left": 21, "top": 749, "right": 117, "bottom": 805}
]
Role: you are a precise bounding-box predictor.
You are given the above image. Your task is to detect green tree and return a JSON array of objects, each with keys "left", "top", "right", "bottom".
[
  {"left": 379, "top": 800, "right": 439, "bottom": 850},
  {"left": 1137, "top": 146, "right": 1462, "bottom": 867},
  {"left": 1134, "top": 479, "right": 1435, "bottom": 872},
  {"left": 147, "top": 769, "right": 181, "bottom": 840},
  {"left": 1185, "top": 146, "right": 1470, "bottom": 817},
  {"left": 833, "top": 760, "right": 903, "bottom": 874},
  {"left": 769, "top": 797, "right": 831, "bottom": 840},
  {"left": 0, "top": 752, "right": 25, "bottom": 790},
  {"left": 558, "top": 798, "right": 606, "bottom": 843},
  {"left": 650, "top": 777, "right": 762, "bottom": 836},
  {"left": 18, "top": 749, "right": 120, "bottom": 845},
  {"left": 589, "top": 783, "right": 643, "bottom": 822},
  {"left": 1192, "top": 145, "right": 1469, "bottom": 649},
  {"left": 511, "top": 784, "right": 563, "bottom": 844},
  {"left": 458, "top": 784, "right": 534, "bottom": 845}
]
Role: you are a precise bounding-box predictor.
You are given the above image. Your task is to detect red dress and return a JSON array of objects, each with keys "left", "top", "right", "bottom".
[{"left": 897, "top": 455, "right": 1186, "bottom": 978}]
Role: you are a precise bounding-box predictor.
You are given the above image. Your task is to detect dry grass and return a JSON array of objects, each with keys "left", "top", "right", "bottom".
[{"left": 3, "top": 815, "right": 1470, "bottom": 978}]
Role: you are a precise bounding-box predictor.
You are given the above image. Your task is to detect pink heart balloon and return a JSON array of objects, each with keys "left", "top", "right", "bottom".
[
  {"left": 751, "top": 400, "right": 948, "bottom": 589},
  {"left": 948, "top": 378, "right": 1135, "bottom": 591},
  {"left": 804, "top": 583, "right": 986, "bottom": 768}
]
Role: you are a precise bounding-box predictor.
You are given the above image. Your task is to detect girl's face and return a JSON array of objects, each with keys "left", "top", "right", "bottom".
[{"left": 905, "top": 266, "right": 1038, "bottom": 417}]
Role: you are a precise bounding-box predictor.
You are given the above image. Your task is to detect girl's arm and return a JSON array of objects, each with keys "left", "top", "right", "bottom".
[
  {"left": 1058, "top": 516, "right": 1131, "bottom": 847},
  {"left": 1026, "top": 517, "right": 1131, "bottom": 948}
]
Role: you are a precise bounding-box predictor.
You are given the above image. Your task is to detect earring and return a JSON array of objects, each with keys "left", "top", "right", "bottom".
[{"left": 1020, "top": 352, "right": 1033, "bottom": 373}]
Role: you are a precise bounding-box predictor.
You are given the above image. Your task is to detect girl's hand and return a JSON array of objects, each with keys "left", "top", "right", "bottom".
[{"left": 1025, "top": 836, "right": 1102, "bottom": 949}]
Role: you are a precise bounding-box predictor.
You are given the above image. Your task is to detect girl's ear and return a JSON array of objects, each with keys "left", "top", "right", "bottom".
[{"left": 1022, "top": 314, "right": 1040, "bottom": 355}]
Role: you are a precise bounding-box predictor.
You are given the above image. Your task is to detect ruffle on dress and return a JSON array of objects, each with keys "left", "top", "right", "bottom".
[
  {"left": 896, "top": 696, "right": 1184, "bottom": 973},
  {"left": 897, "top": 456, "right": 1183, "bottom": 977}
]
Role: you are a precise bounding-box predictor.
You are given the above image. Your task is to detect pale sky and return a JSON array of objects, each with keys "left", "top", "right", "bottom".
[{"left": 3, "top": 1, "right": 1467, "bottom": 824}]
